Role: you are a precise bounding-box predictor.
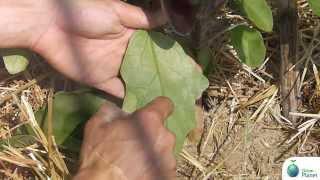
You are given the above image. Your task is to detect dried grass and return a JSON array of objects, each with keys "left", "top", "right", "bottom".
[
  {"left": 0, "top": 0, "right": 319, "bottom": 179},
  {"left": 177, "top": 0, "right": 320, "bottom": 179},
  {"left": 0, "top": 59, "right": 69, "bottom": 178}
]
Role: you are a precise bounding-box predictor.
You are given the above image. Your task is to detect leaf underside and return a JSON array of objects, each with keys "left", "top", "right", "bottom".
[{"left": 121, "top": 30, "right": 209, "bottom": 154}]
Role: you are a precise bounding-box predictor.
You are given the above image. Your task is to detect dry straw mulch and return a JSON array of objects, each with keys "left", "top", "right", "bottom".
[{"left": 0, "top": 0, "right": 320, "bottom": 179}]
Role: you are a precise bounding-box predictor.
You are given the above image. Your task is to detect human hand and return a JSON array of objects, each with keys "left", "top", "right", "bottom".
[
  {"left": 74, "top": 97, "right": 176, "bottom": 180},
  {"left": 30, "top": 0, "right": 166, "bottom": 97}
]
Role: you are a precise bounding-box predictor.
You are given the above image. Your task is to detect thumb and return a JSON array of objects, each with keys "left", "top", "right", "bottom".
[
  {"left": 135, "top": 97, "right": 174, "bottom": 124},
  {"left": 113, "top": 1, "right": 167, "bottom": 29}
]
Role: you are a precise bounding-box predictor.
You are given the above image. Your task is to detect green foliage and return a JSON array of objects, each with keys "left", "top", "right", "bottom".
[
  {"left": 1, "top": 49, "right": 30, "bottom": 74},
  {"left": 197, "top": 47, "right": 214, "bottom": 76},
  {"left": 0, "top": 135, "right": 37, "bottom": 150},
  {"left": 36, "top": 90, "right": 105, "bottom": 151},
  {"left": 308, "top": 0, "right": 320, "bottom": 16},
  {"left": 231, "top": 25, "right": 266, "bottom": 68},
  {"left": 121, "top": 30, "right": 209, "bottom": 154},
  {"left": 236, "top": 0, "right": 273, "bottom": 32}
]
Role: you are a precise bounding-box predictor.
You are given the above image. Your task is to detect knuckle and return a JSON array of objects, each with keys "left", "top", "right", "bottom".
[
  {"left": 84, "top": 116, "right": 106, "bottom": 136},
  {"left": 137, "top": 110, "right": 162, "bottom": 123},
  {"left": 84, "top": 119, "right": 96, "bottom": 135},
  {"left": 145, "top": 110, "right": 162, "bottom": 121},
  {"left": 161, "top": 151, "right": 176, "bottom": 170},
  {"left": 169, "top": 157, "right": 177, "bottom": 169},
  {"left": 158, "top": 131, "right": 176, "bottom": 150},
  {"left": 166, "top": 132, "right": 176, "bottom": 147}
]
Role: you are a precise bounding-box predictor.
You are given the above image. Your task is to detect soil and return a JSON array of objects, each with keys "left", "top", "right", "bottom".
[{"left": 1, "top": 0, "right": 320, "bottom": 179}]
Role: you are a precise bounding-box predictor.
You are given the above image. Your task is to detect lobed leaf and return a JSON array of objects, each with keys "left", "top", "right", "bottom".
[{"left": 121, "top": 30, "right": 209, "bottom": 154}]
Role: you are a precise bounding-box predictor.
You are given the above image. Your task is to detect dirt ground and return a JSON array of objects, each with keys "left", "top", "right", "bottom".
[
  {"left": 0, "top": 0, "right": 320, "bottom": 179},
  {"left": 177, "top": 0, "right": 320, "bottom": 179}
]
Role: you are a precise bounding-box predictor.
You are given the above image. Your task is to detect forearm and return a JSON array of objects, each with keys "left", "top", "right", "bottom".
[{"left": 0, "top": 0, "right": 55, "bottom": 49}]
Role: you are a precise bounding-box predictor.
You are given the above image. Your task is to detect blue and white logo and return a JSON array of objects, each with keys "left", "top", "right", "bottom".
[
  {"left": 282, "top": 157, "right": 320, "bottom": 179},
  {"left": 287, "top": 160, "right": 299, "bottom": 177}
]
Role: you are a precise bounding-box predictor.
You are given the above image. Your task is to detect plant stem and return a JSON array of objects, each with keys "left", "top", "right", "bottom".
[{"left": 278, "top": 0, "right": 300, "bottom": 123}]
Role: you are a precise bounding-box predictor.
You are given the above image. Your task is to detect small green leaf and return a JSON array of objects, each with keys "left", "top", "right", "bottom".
[
  {"left": 308, "top": 0, "right": 320, "bottom": 16},
  {"left": 231, "top": 25, "right": 266, "bottom": 68},
  {"left": 0, "top": 135, "right": 37, "bottom": 150},
  {"left": 121, "top": 30, "right": 209, "bottom": 154},
  {"left": 236, "top": 0, "right": 273, "bottom": 32},
  {"left": 2, "top": 49, "right": 30, "bottom": 74},
  {"left": 36, "top": 90, "right": 105, "bottom": 149}
]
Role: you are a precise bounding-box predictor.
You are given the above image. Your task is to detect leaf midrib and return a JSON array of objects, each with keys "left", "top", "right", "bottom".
[{"left": 149, "top": 34, "right": 166, "bottom": 96}]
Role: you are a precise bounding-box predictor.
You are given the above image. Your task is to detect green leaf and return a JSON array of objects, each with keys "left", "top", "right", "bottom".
[
  {"left": 308, "top": 0, "right": 320, "bottom": 16},
  {"left": 197, "top": 47, "right": 214, "bottom": 76},
  {"left": 236, "top": 0, "right": 273, "bottom": 32},
  {"left": 36, "top": 90, "right": 105, "bottom": 150},
  {"left": 1, "top": 49, "right": 30, "bottom": 74},
  {"left": 121, "top": 30, "right": 209, "bottom": 154},
  {"left": 231, "top": 25, "right": 266, "bottom": 68},
  {"left": 0, "top": 135, "right": 37, "bottom": 150}
]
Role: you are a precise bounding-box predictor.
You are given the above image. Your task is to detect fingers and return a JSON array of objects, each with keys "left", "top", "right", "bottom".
[
  {"left": 157, "top": 152, "right": 176, "bottom": 180},
  {"left": 135, "top": 97, "right": 174, "bottom": 124},
  {"left": 84, "top": 101, "right": 123, "bottom": 137},
  {"left": 96, "top": 101, "right": 124, "bottom": 122},
  {"left": 113, "top": 1, "right": 167, "bottom": 29},
  {"left": 161, "top": 131, "right": 176, "bottom": 152},
  {"left": 80, "top": 101, "right": 123, "bottom": 164},
  {"left": 95, "top": 77, "right": 125, "bottom": 98}
]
